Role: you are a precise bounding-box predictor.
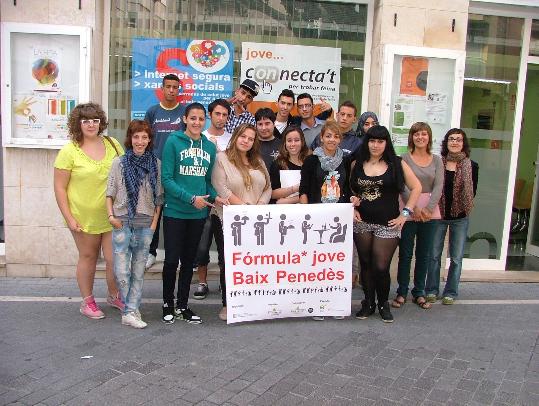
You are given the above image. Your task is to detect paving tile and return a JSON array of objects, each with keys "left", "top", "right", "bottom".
[{"left": 1, "top": 278, "right": 538, "bottom": 405}]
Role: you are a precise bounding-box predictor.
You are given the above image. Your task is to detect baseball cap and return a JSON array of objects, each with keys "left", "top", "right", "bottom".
[{"left": 239, "top": 79, "right": 260, "bottom": 97}]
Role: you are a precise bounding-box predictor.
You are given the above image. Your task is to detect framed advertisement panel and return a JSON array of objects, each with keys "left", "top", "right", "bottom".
[{"left": 1, "top": 23, "right": 91, "bottom": 148}]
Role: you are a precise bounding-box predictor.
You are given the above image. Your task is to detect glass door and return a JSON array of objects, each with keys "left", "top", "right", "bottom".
[{"left": 527, "top": 143, "right": 539, "bottom": 257}]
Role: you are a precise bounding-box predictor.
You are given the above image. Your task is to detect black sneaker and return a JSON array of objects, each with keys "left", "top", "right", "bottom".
[
  {"left": 175, "top": 307, "right": 202, "bottom": 324},
  {"left": 355, "top": 300, "right": 376, "bottom": 320},
  {"left": 162, "top": 303, "right": 175, "bottom": 324},
  {"left": 378, "top": 302, "right": 394, "bottom": 323},
  {"left": 193, "top": 283, "right": 209, "bottom": 300}
]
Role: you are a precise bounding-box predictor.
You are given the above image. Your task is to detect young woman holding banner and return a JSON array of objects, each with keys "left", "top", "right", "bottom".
[
  {"left": 299, "top": 121, "right": 351, "bottom": 320},
  {"left": 269, "top": 126, "right": 310, "bottom": 204},
  {"left": 211, "top": 123, "right": 272, "bottom": 321}
]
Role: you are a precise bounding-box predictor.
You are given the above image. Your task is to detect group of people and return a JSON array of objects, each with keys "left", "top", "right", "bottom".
[{"left": 53, "top": 74, "right": 478, "bottom": 328}]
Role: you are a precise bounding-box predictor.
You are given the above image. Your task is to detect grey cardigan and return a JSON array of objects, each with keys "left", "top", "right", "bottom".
[
  {"left": 106, "top": 156, "right": 164, "bottom": 218},
  {"left": 401, "top": 152, "right": 444, "bottom": 212}
]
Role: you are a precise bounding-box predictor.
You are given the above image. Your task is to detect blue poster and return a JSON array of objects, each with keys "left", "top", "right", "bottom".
[{"left": 131, "top": 38, "right": 234, "bottom": 120}]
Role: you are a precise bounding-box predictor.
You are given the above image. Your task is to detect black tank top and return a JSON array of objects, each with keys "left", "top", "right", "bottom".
[{"left": 350, "top": 163, "right": 400, "bottom": 225}]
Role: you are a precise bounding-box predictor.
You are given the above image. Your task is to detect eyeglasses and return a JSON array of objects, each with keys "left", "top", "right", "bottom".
[
  {"left": 297, "top": 104, "right": 312, "bottom": 110},
  {"left": 448, "top": 136, "right": 463, "bottom": 143},
  {"left": 81, "top": 118, "right": 100, "bottom": 126}
]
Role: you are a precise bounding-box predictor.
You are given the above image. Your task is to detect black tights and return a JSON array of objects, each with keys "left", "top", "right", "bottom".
[{"left": 354, "top": 231, "right": 399, "bottom": 306}]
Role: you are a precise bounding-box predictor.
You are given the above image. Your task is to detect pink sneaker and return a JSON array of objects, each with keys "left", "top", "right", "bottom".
[
  {"left": 107, "top": 292, "right": 125, "bottom": 312},
  {"left": 80, "top": 296, "right": 105, "bottom": 319}
]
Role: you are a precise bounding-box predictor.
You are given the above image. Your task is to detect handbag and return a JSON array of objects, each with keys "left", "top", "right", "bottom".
[{"left": 399, "top": 192, "right": 441, "bottom": 221}]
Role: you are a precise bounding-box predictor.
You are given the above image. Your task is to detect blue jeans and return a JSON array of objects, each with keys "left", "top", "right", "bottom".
[
  {"left": 397, "top": 220, "right": 437, "bottom": 298},
  {"left": 112, "top": 224, "right": 154, "bottom": 314},
  {"left": 426, "top": 217, "right": 469, "bottom": 299}
]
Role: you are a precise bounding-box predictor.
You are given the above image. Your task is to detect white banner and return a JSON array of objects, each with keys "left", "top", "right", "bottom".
[
  {"left": 223, "top": 204, "right": 353, "bottom": 324},
  {"left": 240, "top": 42, "right": 341, "bottom": 111}
]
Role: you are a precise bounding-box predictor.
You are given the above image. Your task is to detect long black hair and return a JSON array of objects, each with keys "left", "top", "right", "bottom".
[{"left": 354, "top": 125, "right": 405, "bottom": 192}]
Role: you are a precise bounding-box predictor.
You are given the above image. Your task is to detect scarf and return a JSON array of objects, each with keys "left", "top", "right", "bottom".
[
  {"left": 356, "top": 111, "right": 379, "bottom": 137},
  {"left": 121, "top": 149, "right": 158, "bottom": 219},
  {"left": 439, "top": 152, "right": 474, "bottom": 218},
  {"left": 313, "top": 146, "right": 343, "bottom": 172}
]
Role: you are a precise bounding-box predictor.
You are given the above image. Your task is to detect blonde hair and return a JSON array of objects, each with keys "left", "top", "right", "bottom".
[{"left": 225, "top": 123, "right": 270, "bottom": 191}]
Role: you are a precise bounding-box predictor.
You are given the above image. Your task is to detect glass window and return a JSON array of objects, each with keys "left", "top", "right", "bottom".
[
  {"left": 531, "top": 19, "right": 539, "bottom": 57},
  {"left": 461, "top": 14, "right": 523, "bottom": 260},
  {"left": 108, "top": 0, "right": 368, "bottom": 139}
]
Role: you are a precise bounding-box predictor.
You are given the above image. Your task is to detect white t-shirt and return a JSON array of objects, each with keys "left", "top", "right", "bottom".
[
  {"left": 274, "top": 120, "right": 287, "bottom": 134},
  {"left": 203, "top": 129, "right": 232, "bottom": 151}
]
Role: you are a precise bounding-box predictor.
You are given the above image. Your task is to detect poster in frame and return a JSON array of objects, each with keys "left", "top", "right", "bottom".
[{"left": 1, "top": 23, "right": 91, "bottom": 148}]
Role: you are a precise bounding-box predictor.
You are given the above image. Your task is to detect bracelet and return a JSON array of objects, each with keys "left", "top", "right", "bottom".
[
  {"left": 190, "top": 195, "right": 196, "bottom": 205},
  {"left": 108, "top": 214, "right": 114, "bottom": 218}
]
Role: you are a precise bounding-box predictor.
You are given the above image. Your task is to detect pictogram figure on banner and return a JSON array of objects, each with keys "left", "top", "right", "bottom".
[
  {"left": 278, "top": 214, "right": 295, "bottom": 245},
  {"left": 253, "top": 213, "right": 272, "bottom": 245},
  {"left": 301, "top": 214, "right": 313, "bottom": 244},
  {"left": 230, "top": 214, "right": 249, "bottom": 246}
]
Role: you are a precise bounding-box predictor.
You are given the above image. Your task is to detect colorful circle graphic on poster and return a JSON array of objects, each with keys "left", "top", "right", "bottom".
[
  {"left": 32, "top": 59, "right": 59, "bottom": 85},
  {"left": 186, "top": 40, "right": 230, "bottom": 73}
]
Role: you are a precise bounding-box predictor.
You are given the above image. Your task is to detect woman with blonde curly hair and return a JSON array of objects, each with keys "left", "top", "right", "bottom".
[
  {"left": 211, "top": 123, "right": 272, "bottom": 321},
  {"left": 54, "top": 103, "right": 125, "bottom": 319}
]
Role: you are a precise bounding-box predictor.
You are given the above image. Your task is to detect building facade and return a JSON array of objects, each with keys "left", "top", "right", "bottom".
[{"left": 1, "top": 0, "right": 539, "bottom": 277}]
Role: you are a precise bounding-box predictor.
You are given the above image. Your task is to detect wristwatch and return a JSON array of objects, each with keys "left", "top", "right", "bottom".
[{"left": 401, "top": 207, "right": 413, "bottom": 217}]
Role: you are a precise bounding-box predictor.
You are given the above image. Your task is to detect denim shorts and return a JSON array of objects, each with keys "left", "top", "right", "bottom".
[{"left": 353, "top": 221, "right": 401, "bottom": 239}]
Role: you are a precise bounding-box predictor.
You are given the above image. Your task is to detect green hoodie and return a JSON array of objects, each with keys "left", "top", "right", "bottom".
[{"left": 161, "top": 130, "right": 217, "bottom": 219}]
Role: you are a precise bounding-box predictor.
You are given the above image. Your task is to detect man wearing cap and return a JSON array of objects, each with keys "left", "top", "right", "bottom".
[{"left": 225, "top": 79, "right": 259, "bottom": 134}]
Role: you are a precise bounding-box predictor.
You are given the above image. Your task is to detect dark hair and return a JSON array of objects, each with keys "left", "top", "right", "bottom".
[
  {"left": 67, "top": 102, "right": 108, "bottom": 145},
  {"left": 275, "top": 126, "right": 311, "bottom": 169},
  {"left": 339, "top": 100, "right": 357, "bottom": 116},
  {"left": 208, "top": 98, "right": 231, "bottom": 115},
  {"left": 408, "top": 122, "right": 433, "bottom": 153},
  {"left": 278, "top": 89, "right": 295, "bottom": 103},
  {"left": 355, "top": 125, "right": 404, "bottom": 191},
  {"left": 162, "top": 74, "right": 180, "bottom": 86},
  {"left": 441, "top": 128, "right": 471, "bottom": 157},
  {"left": 184, "top": 102, "right": 206, "bottom": 118},
  {"left": 296, "top": 93, "right": 313, "bottom": 105},
  {"left": 125, "top": 120, "right": 153, "bottom": 150},
  {"left": 255, "top": 107, "right": 276, "bottom": 123}
]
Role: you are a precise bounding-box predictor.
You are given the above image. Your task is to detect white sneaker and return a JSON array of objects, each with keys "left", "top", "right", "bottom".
[
  {"left": 333, "top": 316, "right": 345, "bottom": 320},
  {"left": 312, "top": 316, "right": 325, "bottom": 321},
  {"left": 122, "top": 312, "right": 147, "bottom": 329},
  {"left": 145, "top": 254, "right": 156, "bottom": 269}
]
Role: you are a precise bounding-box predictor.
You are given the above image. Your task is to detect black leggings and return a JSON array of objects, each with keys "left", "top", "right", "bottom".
[
  {"left": 354, "top": 230, "right": 399, "bottom": 306},
  {"left": 211, "top": 215, "right": 227, "bottom": 306},
  {"left": 162, "top": 216, "right": 205, "bottom": 308}
]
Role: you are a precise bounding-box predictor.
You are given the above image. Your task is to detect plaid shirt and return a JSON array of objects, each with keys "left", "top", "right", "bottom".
[{"left": 225, "top": 109, "right": 256, "bottom": 134}]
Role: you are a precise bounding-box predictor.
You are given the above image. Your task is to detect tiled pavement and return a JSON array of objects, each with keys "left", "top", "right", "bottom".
[{"left": 0, "top": 277, "right": 538, "bottom": 405}]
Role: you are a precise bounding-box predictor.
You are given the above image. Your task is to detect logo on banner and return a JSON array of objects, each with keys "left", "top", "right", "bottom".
[
  {"left": 186, "top": 40, "right": 230, "bottom": 73},
  {"left": 229, "top": 212, "right": 348, "bottom": 247}
]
